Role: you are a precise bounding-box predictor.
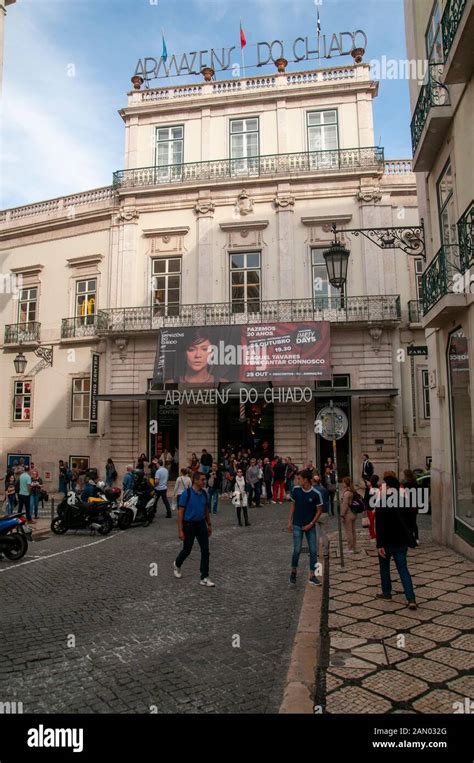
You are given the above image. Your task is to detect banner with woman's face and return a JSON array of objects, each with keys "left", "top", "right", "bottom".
[{"left": 153, "top": 322, "right": 331, "bottom": 386}]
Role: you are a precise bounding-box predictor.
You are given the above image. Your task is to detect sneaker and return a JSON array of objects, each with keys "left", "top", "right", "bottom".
[
  {"left": 173, "top": 562, "right": 182, "bottom": 579},
  {"left": 376, "top": 593, "right": 392, "bottom": 600},
  {"left": 200, "top": 577, "right": 215, "bottom": 587},
  {"left": 271, "top": 500, "right": 277, "bottom": 504},
  {"left": 308, "top": 576, "right": 321, "bottom": 586},
  {"left": 288, "top": 572, "right": 297, "bottom": 585},
  {"left": 407, "top": 600, "right": 417, "bottom": 610}
]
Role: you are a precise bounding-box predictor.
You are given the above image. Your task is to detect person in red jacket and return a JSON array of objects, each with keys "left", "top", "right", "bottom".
[{"left": 272, "top": 457, "right": 286, "bottom": 504}]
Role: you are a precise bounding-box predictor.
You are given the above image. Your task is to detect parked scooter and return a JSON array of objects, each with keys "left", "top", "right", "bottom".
[
  {"left": 51, "top": 491, "right": 114, "bottom": 535},
  {"left": 0, "top": 513, "right": 33, "bottom": 561},
  {"left": 118, "top": 471, "right": 157, "bottom": 529},
  {"left": 94, "top": 483, "right": 127, "bottom": 528}
]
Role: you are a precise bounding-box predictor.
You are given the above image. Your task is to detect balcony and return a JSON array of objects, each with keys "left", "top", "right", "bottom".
[
  {"left": 97, "top": 296, "right": 401, "bottom": 334},
  {"left": 458, "top": 200, "right": 474, "bottom": 272},
  {"left": 113, "top": 147, "right": 385, "bottom": 192},
  {"left": 421, "top": 243, "right": 466, "bottom": 325},
  {"left": 408, "top": 300, "right": 422, "bottom": 323},
  {"left": 442, "top": 0, "right": 474, "bottom": 83},
  {"left": 61, "top": 316, "right": 98, "bottom": 340},
  {"left": 410, "top": 64, "right": 451, "bottom": 172},
  {"left": 4, "top": 322, "right": 41, "bottom": 346}
]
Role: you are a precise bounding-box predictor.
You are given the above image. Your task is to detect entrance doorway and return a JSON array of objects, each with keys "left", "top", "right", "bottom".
[
  {"left": 148, "top": 399, "right": 179, "bottom": 477},
  {"left": 218, "top": 399, "right": 274, "bottom": 456}
]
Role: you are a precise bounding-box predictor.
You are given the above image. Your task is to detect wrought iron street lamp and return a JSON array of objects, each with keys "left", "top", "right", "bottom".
[
  {"left": 13, "top": 350, "right": 27, "bottom": 374},
  {"left": 12, "top": 345, "right": 53, "bottom": 375},
  {"left": 323, "top": 227, "right": 350, "bottom": 291}
]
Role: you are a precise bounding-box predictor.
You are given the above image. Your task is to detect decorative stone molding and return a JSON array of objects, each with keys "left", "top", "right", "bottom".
[
  {"left": 10, "top": 263, "right": 43, "bottom": 287},
  {"left": 368, "top": 326, "right": 383, "bottom": 353},
  {"left": 66, "top": 254, "right": 103, "bottom": 273},
  {"left": 219, "top": 219, "right": 269, "bottom": 250},
  {"left": 235, "top": 189, "right": 254, "bottom": 216},
  {"left": 301, "top": 214, "right": 352, "bottom": 243},
  {"left": 356, "top": 187, "right": 382, "bottom": 203},
  {"left": 194, "top": 199, "right": 215, "bottom": 217},
  {"left": 114, "top": 336, "right": 129, "bottom": 361},
  {"left": 116, "top": 208, "right": 139, "bottom": 223},
  {"left": 144, "top": 227, "right": 190, "bottom": 256},
  {"left": 273, "top": 193, "right": 295, "bottom": 211}
]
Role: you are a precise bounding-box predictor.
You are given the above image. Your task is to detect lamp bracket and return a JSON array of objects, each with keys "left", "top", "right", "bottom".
[
  {"left": 332, "top": 220, "right": 426, "bottom": 259},
  {"left": 34, "top": 346, "right": 54, "bottom": 367}
]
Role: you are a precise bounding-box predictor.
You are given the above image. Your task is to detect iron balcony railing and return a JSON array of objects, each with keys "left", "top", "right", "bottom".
[
  {"left": 458, "top": 200, "right": 474, "bottom": 273},
  {"left": 442, "top": 0, "right": 468, "bottom": 59},
  {"left": 4, "top": 322, "right": 41, "bottom": 344},
  {"left": 410, "top": 64, "right": 451, "bottom": 154},
  {"left": 97, "top": 296, "right": 401, "bottom": 333},
  {"left": 421, "top": 243, "right": 463, "bottom": 314},
  {"left": 113, "top": 147, "right": 385, "bottom": 189},
  {"left": 61, "top": 316, "right": 98, "bottom": 339},
  {"left": 408, "top": 300, "right": 422, "bottom": 323}
]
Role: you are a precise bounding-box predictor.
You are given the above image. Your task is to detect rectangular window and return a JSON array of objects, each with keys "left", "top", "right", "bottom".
[
  {"left": 230, "top": 117, "right": 259, "bottom": 176},
  {"left": 230, "top": 252, "right": 261, "bottom": 313},
  {"left": 18, "top": 287, "right": 37, "bottom": 324},
  {"left": 75, "top": 279, "right": 97, "bottom": 325},
  {"left": 152, "top": 258, "right": 181, "bottom": 317},
  {"left": 312, "top": 248, "right": 344, "bottom": 307},
  {"left": 425, "top": 1, "right": 443, "bottom": 63},
  {"left": 13, "top": 380, "right": 32, "bottom": 422},
  {"left": 155, "top": 125, "right": 183, "bottom": 182},
  {"left": 307, "top": 110, "right": 338, "bottom": 152},
  {"left": 316, "top": 374, "right": 350, "bottom": 388},
  {"left": 414, "top": 258, "right": 424, "bottom": 302},
  {"left": 437, "top": 160, "right": 457, "bottom": 247},
  {"left": 422, "top": 369, "right": 431, "bottom": 419},
  {"left": 71, "top": 377, "right": 91, "bottom": 422}
]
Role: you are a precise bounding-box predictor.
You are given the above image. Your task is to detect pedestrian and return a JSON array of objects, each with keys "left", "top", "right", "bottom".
[
  {"left": 233, "top": 468, "right": 250, "bottom": 526},
  {"left": 173, "top": 467, "right": 192, "bottom": 510},
  {"left": 401, "top": 469, "right": 420, "bottom": 545},
  {"left": 149, "top": 457, "right": 159, "bottom": 480},
  {"left": 70, "top": 462, "right": 79, "bottom": 492},
  {"left": 374, "top": 473, "right": 417, "bottom": 610},
  {"left": 340, "top": 477, "right": 358, "bottom": 553},
  {"left": 207, "top": 462, "right": 222, "bottom": 515},
  {"left": 136, "top": 453, "right": 148, "bottom": 470},
  {"left": 323, "top": 466, "right": 336, "bottom": 515},
  {"left": 225, "top": 458, "right": 237, "bottom": 498},
  {"left": 200, "top": 449, "right": 213, "bottom": 475},
  {"left": 190, "top": 453, "right": 200, "bottom": 473},
  {"left": 30, "top": 466, "right": 42, "bottom": 520},
  {"left": 365, "top": 474, "right": 379, "bottom": 541},
  {"left": 362, "top": 453, "right": 374, "bottom": 483},
  {"left": 18, "top": 465, "right": 34, "bottom": 523},
  {"left": 164, "top": 449, "right": 173, "bottom": 474},
  {"left": 288, "top": 469, "right": 322, "bottom": 586},
  {"left": 263, "top": 457, "right": 273, "bottom": 504},
  {"left": 246, "top": 458, "right": 261, "bottom": 507},
  {"left": 58, "top": 460, "right": 68, "bottom": 496},
  {"left": 122, "top": 465, "right": 134, "bottom": 493},
  {"left": 105, "top": 458, "right": 117, "bottom": 487},
  {"left": 313, "top": 473, "right": 330, "bottom": 557},
  {"left": 173, "top": 471, "right": 215, "bottom": 587},
  {"left": 324, "top": 457, "right": 335, "bottom": 475},
  {"left": 154, "top": 460, "right": 172, "bottom": 518},
  {"left": 284, "top": 457, "right": 298, "bottom": 499},
  {"left": 272, "top": 457, "right": 286, "bottom": 504},
  {"left": 5, "top": 474, "right": 17, "bottom": 515}
]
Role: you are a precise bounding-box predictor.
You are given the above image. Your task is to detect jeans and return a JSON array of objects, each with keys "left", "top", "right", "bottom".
[
  {"left": 285, "top": 477, "right": 295, "bottom": 496},
  {"left": 7, "top": 495, "right": 16, "bottom": 514},
  {"left": 208, "top": 487, "right": 219, "bottom": 514},
  {"left": 175, "top": 520, "right": 210, "bottom": 579},
  {"left": 378, "top": 546, "right": 415, "bottom": 601},
  {"left": 292, "top": 525, "right": 317, "bottom": 573},
  {"left": 30, "top": 492, "right": 40, "bottom": 519},
  {"left": 264, "top": 480, "right": 272, "bottom": 502},
  {"left": 154, "top": 489, "right": 171, "bottom": 516},
  {"left": 200, "top": 465, "right": 210, "bottom": 475},
  {"left": 247, "top": 483, "right": 261, "bottom": 506},
  {"left": 18, "top": 494, "right": 31, "bottom": 521}
]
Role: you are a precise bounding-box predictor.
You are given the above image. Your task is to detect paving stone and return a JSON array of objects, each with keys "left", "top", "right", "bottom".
[
  {"left": 447, "top": 675, "right": 474, "bottom": 697},
  {"left": 371, "top": 613, "right": 422, "bottom": 629},
  {"left": 451, "top": 634, "right": 474, "bottom": 652},
  {"left": 433, "top": 614, "right": 473, "bottom": 630},
  {"left": 329, "top": 599, "right": 353, "bottom": 612},
  {"left": 351, "top": 644, "right": 388, "bottom": 665},
  {"left": 329, "top": 613, "right": 357, "bottom": 628},
  {"left": 384, "top": 647, "right": 410, "bottom": 664},
  {"left": 342, "top": 622, "right": 396, "bottom": 639},
  {"left": 421, "top": 599, "right": 461, "bottom": 613},
  {"left": 328, "top": 664, "right": 377, "bottom": 680},
  {"left": 424, "top": 647, "right": 474, "bottom": 671},
  {"left": 412, "top": 586, "right": 445, "bottom": 600},
  {"left": 384, "top": 634, "right": 436, "bottom": 654},
  {"left": 428, "top": 580, "right": 467, "bottom": 592},
  {"left": 412, "top": 689, "right": 466, "bottom": 713},
  {"left": 338, "top": 605, "right": 382, "bottom": 620},
  {"left": 326, "top": 685, "right": 392, "bottom": 714},
  {"left": 330, "top": 636, "right": 367, "bottom": 651},
  {"left": 439, "top": 591, "right": 474, "bottom": 605},
  {"left": 362, "top": 670, "right": 428, "bottom": 702},
  {"left": 360, "top": 598, "right": 405, "bottom": 612},
  {"left": 396, "top": 657, "right": 458, "bottom": 683},
  {"left": 334, "top": 581, "right": 364, "bottom": 592},
  {"left": 325, "top": 673, "right": 343, "bottom": 692},
  {"left": 410, "top": 623, "right": 461, "bottom": 642},
  {"left": 334, "top": 592, "right": 373, "bottom": 605}
]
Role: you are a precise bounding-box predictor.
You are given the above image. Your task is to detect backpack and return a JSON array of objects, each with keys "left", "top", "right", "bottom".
[{"left": 350, "top": 492, "right": 366, "bottom": 514}]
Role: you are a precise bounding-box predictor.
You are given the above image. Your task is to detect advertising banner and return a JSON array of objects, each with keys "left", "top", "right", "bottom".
[{"left": 153, "top": 322, "right": 331, "bottom": 386}]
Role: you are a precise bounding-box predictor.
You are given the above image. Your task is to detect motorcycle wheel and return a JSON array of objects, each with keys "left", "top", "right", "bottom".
[
  {"left": 4, "top": 532, "right": 28, "bottom": 560},
  {"left": 97, "top": 515, "right": 113, "bottom": 535},
  {"left": 51, "top": 517, "right": 68, "bottom": 535},
  {"left": 118, "top": 509, "right": 133, "bottom": 530}
]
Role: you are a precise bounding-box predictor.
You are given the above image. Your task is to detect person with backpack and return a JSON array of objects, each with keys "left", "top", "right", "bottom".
[
  {"left": 340, "top": 476, "right": 364, "bottom": 553},
  {"left": 173, "top": 471, "right": 215, "bottom": 587}
]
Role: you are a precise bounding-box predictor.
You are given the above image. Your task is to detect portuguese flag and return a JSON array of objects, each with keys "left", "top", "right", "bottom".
[{"left": 240, "top": 21, "right": 247, "bottom": 49}]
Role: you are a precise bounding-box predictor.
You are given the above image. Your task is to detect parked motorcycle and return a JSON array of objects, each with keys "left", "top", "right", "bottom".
[
  {"left": 51, "top": 491, "right": 114, "bottom": 535},
  {"left": 95, "top": 485, "right": 128, "bottom": 528},
  {"left": 0, "top": 513, "right": 33, "bottom": 561},
  {"left": 118, "top": 489, "right": 157, "bottom": 529}
]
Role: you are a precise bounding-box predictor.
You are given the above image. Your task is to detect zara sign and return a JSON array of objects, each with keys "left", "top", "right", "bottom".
[{"left": 134, "top": 30, "right": 368, "bottom": 82}]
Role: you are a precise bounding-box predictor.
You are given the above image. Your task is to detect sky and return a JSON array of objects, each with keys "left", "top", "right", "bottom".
[{"left": 1, "top": 0, "right": 413, "bottom": 209}]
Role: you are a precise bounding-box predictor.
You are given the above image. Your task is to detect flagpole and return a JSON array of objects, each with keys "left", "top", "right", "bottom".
[{"left": 317, "top": 9, "right": 321, "bottom": 69}]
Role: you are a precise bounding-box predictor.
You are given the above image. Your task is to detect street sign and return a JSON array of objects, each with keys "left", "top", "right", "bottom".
[
  {"left": 407, "top": 345, "right": 428, "bottom": 356},
  {"left": 315, "top": 405, "right": 348, "bottom": 441}
]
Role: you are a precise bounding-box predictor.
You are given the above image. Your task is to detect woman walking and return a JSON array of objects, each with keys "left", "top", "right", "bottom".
[
  {"left": 365, "top": 474, "right": 379, "bottom": 541},
  {"left": 173, "top": 468, "right": 192, "bottom": 511},
  {"left": 340, "top": 476, "right": 358, "bottom": 553},
  {"left": 233, "top": 468, "right": 250, "bottom": 527}
]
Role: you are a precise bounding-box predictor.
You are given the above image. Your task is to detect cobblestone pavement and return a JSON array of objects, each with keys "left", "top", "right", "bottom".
[
  {"left": 325, "top": 515, "right": 474, "bottom": 713},
  {"left": 0, "top": 499, "right": 306, "bottom": 714}
]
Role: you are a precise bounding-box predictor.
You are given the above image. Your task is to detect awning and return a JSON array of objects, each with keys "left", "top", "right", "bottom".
[{"left": 95, "top": 387, "right": 399, "bottom": 402}]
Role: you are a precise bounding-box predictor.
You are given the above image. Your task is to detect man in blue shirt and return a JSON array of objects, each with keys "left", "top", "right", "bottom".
[
  {"left": 122, "top": 465, "right": 134, "bottom": 493},
  {"left": 288, "top": 469, "right": 322, "bottom": 586},
  {"left": 154, "top": 461, "right": 172, "bottom": 518},
  {"left": 174, "top": 472, "right": 215, "bottom": 587}
]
